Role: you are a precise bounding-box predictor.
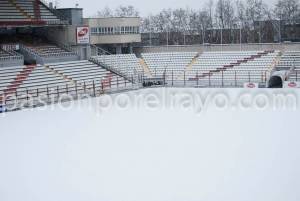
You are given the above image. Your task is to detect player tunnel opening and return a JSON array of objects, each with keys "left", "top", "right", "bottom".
[{"left": 268, "top": 76, "right": 283, "bottom": 88}]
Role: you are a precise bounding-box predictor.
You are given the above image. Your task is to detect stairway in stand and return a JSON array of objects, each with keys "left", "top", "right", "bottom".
[
  {"left": 8, "top": 0, "right": 32, "bottom": 20},
  {"left": 139, "top": 58, "right": 153, "bottom": 78},
  {"left": 33, "top": 0, "right": 41, "bottom": 20},
  {"left": 101, "top": 72, "right": 114, "bottom": 90},
  {"left": 4, "top": 65, "right": 36, "bottom": 95}
]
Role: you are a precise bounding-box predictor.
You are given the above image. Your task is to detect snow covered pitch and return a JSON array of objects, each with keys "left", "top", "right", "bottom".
[{"left": 0, "top": 88, "right": 299, "bottom": 201}]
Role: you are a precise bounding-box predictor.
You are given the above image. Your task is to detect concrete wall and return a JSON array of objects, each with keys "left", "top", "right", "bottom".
[
  {"left": 90, "top": 34, "right": 141, "bottom": 44},
  {"left": 84, "top": 17, "right": 140, "bottom": 28},
  {"left": 57, "top": 8, "right": 83, "bottom": 25},
  {"left": 45, "top": 25, "right": 78, "bottom": 45},
  {"left": 134, "top": 43, "right": 300, "bottom": 56},
  {"left": 0, "top": 59, "right": 23, "bottom": 67}
]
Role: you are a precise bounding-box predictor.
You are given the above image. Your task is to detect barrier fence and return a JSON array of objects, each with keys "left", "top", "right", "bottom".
[
  {"left": 0, "top": 78, "right": 140, "bottom": 113},
  {"left": 0, "top": 69, "right": 272, "bottom": 113},
  {"left": 141, "top": 69, "right": 270, "bottom": 88}
]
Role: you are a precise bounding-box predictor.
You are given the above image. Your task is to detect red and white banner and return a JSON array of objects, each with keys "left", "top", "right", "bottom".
[
  {"left": 243, "top": 82, "right": 259, "bottom": 88},
  {"left": 76, "top": 26, "right": 90, "bottom": 44},
  {"left": 283, "top": 81, "right": 300, "bottom": 88}
]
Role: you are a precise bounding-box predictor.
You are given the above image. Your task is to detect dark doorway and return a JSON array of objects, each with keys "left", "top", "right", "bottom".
[{"left": 269, "top": 76, "right": 283, "bottom": 88}]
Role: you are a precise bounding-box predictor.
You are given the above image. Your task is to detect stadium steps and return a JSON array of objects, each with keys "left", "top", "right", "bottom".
[
  {"left": 8, "top": 0, "right": 32, "bottom": 20},
  {"left": 185, "top": 53, "right": 201, "bottom": 72},
  {"left": 3, "top": 64, "right": 36, "bottom": 95},
  {"left": 177, "top": 53, "right": 201, "bottom": 80},
  {"left": 101, "top": 72, "right": 115, "bottom": 90},
  {"left": 269, "top": 51, "right": 283, "bottom": 71},
  {"left": 139, "top": 58, "right": 152, "bottom": 78},
  {"left": 33, "top": 0, "right": 41, "bottom": 19},
  {"left": 45, "top": 65, "right": 76, "bottom": 85}
]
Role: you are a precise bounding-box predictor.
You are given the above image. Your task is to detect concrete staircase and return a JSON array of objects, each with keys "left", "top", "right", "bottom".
[
  {"left": 1, "top": 64, "right": 36, "bottom": 102},
  {"left": 101, "top": 72, "right": 114, "bottom": 90},
  {"left": 185, "top": 53, "right": 201, "bottom": 72},
  {"left": 8, "top": 0, "right": 32, "bottom": 20},
  {"left": 45, "top": 65, "right": 76, "bottom": 85},
  {"left": 180, "top": 53, "right": 201, "bottom": 79},
  {"left": 33, "top": 0, "right": 41, "bottom": 20},
  {"left": 139, "top": 58, "right": 152, "bottom": 78}
]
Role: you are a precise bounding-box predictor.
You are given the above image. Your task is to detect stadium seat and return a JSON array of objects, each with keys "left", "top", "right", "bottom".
[
  {"left": 91, "top": 54, "right": 144, "bottom": 78},
  {"left": 141, "top": 52, "right": 198, "bottom": 79},
  {"left": 45, "top": 60, "right": 131, "bottom": 89},
  {"left": 276, "top": 51, "right": 300, "bottom": 81},
  {"left": 0, "top": 0, "right": 67, "bottom": 26}
]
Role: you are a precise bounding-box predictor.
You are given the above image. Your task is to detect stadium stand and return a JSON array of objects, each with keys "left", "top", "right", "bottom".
[
  {"left": 0, "top": 0, "right": 67, "bottom": 26},
  {"left": 20, "top": 44, "right": 80, "bottom": 64},
  {"left": 0, "top": 64, "right": 37, "bottom": 106},
  {"left": 0, "top": 60, "right": 133, "bottom": 107},
  {"left": 0, "top": 47, "right": 24, "bottom": 67},
  {"left": 185, "top": 50, "right": 278, "bottom": 86},
  {"left": 16, "top": 64, "right": 73, "bottom": 91},
  {"left": 0, "top": 65, "right": 29, "bottom": 93},
  {"left": 141, "top": 52, "right": 198, "bottom": 78},
  {"left": 45, "top": 60, "right": 131, "bottom": 89},
  {"left": 282, "top": 51, "right": 300, "bottom": 81},
  {"left": 91, "top": 54, "right": 144, "bottom": 78}
]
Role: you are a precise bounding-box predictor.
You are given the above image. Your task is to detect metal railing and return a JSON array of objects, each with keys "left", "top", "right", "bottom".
[
  {"left": 90, "top": 55, "right": 141, "bottom": 81},
  {"left": 0, "top": 78, "right": 138, "bottom": 113},
  {"left": 0, "top": 47, "right": 24, "bottom": 63},
  {"left": 38, "top": 0, "right": 69, "bottom": 25},
  {"left": 0, "top": 67, "right": 275, "bottom": 113},
  {"left": 0, "top": 55, "right": 23, "bottom": 62},
  {"left": 90, "top": 44, "right": 112, "bottom": 56},
  {"left": 141, "top": 69, "right": 270, "bottom": 88},
  {"left": 89, "top": 57, "right": 138, "bottom": 84}
]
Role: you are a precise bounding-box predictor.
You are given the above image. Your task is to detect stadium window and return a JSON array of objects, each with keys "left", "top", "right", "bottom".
[
  {"left": 91, "top": 27, "right": 97, "bottom": 34},
  {"left": 115, "top": 27, "right": 120, "bottom": 34}
]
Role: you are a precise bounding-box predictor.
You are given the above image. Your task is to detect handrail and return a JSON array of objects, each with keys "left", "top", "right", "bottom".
[
  {"left": 89, "top": 57, "right": 135, "bottom": 83},
  {"left": 38, "top": 0, "right": 70, "bottom": 25},
  {"left": 0, "top": 46, "right": 23, "bottom": 62},
  {"left": 0, "top": 78, "right": 135, "bottom": 111},
  {"left": 90, "top": 44, "right": 112, "bottom": 56}
]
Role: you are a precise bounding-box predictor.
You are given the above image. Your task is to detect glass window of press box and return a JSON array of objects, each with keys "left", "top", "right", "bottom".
[{"left": 91, "top": 26, "right": 140, "bottom": 35}]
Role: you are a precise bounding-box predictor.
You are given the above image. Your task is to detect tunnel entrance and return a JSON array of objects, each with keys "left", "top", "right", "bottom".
[{"left": 268, "top": 76, "right": 283, "bottom": 88}]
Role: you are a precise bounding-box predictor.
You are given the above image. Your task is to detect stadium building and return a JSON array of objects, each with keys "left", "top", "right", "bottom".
[
  {"left": 84, "top": 17, "right": 141, "bottom": 54},
  {"left": 0, "top": 0, "right": 300, "bottom": 112}
]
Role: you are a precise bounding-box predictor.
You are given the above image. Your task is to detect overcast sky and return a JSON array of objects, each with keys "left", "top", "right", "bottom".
[{"left": 54, "top": 0, "right": 277, "bottom": 17}]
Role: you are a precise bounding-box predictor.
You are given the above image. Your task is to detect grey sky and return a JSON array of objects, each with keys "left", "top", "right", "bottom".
[{"left": 55, "top": 0, "right": 277, "bottom": 17}]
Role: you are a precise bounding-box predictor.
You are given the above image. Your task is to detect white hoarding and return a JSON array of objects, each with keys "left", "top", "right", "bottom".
[
  {"left": 243, "top": 82, "right": 259, "bottom": 88},
  {"left": 76, "top": 27, "right": 90, "bottom": 44},
  {"left": 283, "top": 81, "right": 300, "bottom": 88}
]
